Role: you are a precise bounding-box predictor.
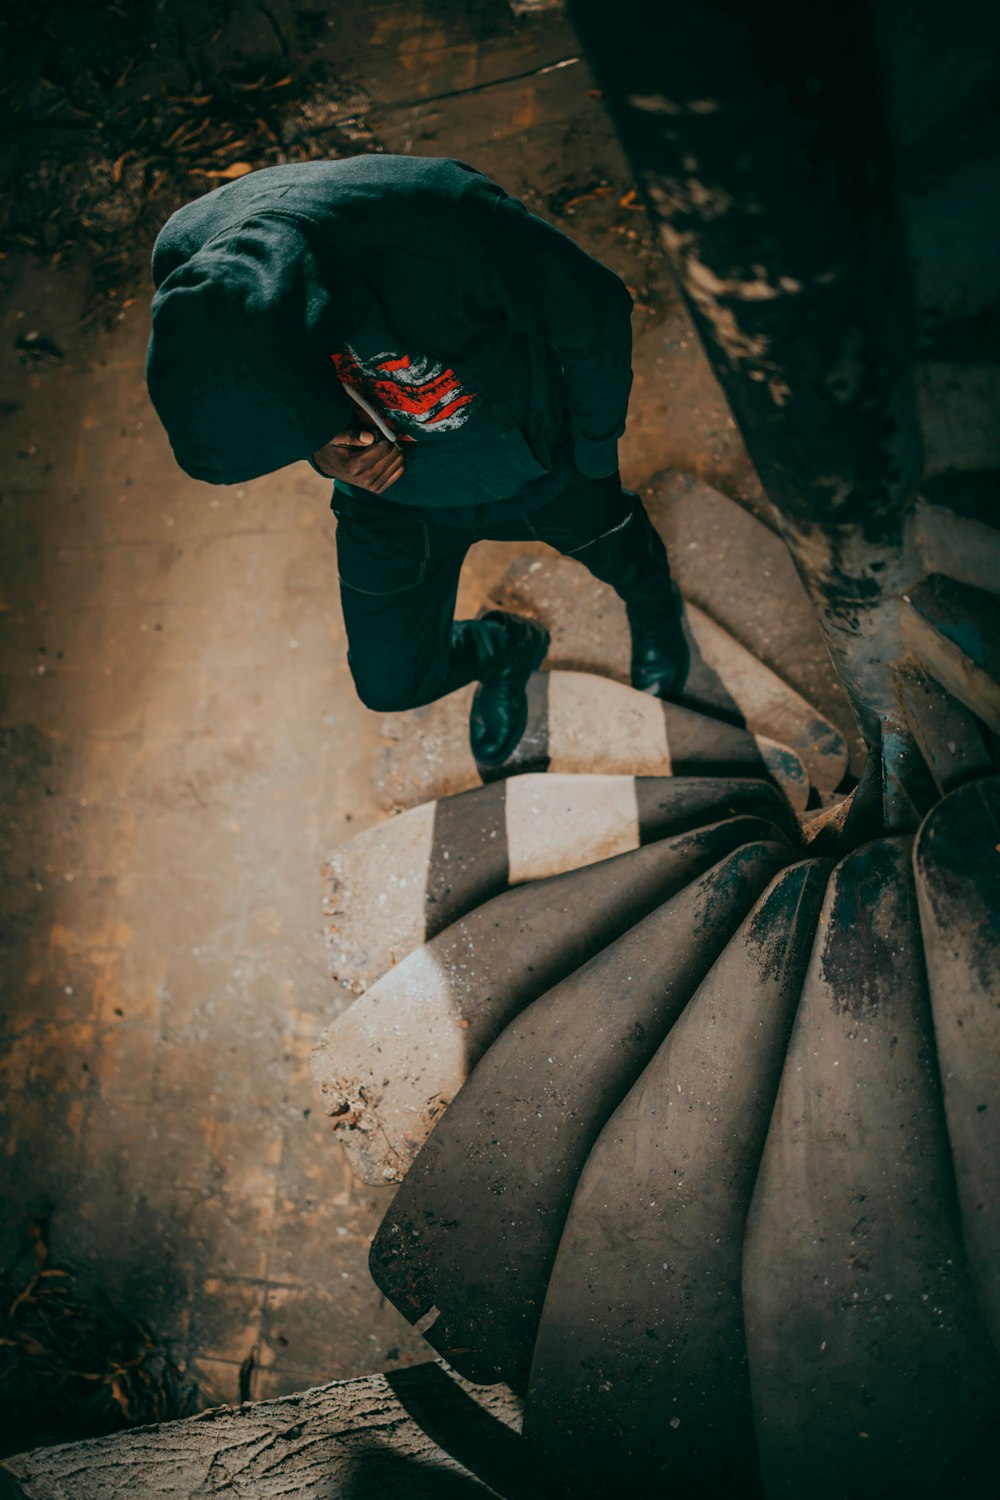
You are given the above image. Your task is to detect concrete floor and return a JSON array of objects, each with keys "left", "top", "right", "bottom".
[{"left": 0, "top": 0, "right": 788, "bottom": 1418}]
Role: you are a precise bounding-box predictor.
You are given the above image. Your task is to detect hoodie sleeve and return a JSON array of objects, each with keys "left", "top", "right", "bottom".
[{"left": 478, "top": 191, "right": 635, "bottom": 479}]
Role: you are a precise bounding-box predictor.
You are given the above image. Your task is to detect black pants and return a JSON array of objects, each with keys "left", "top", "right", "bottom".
[{"left": 333, "top": 468, "right": 673, "bottom": 713}]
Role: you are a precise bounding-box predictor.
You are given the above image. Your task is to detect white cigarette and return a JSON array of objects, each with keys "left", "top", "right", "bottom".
[{"left": 344, "top": 384, "right": 399, "bottom": 446}]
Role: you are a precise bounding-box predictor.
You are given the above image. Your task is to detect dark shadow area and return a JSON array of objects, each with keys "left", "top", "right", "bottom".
[
  {"left": 0, "top": 1212, "right": 199, "bottom": 1460},
  {"left": 385, "top": 1363, "right": 548, "bottom": 1500},
  {"left": 338, "top": 1443, "right": 497, "bottom": 1499}
]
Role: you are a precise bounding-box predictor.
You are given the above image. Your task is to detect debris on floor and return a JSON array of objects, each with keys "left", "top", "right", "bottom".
[{"left": 0, "top": 1214, "right": 198, "bottom": 1460}]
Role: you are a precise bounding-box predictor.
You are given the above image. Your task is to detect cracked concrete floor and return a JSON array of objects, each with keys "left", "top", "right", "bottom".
[{"left": 0, "top": 0, "right": 835, "bottom": 1424}]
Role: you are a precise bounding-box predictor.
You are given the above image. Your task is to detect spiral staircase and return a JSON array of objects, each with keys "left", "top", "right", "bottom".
[
  {"left": 9, "top": 468, "right": 995, "bottom": 1499},
  {"left": 4, "top": 4, "right": 998, "bottom": 1496},
  {"left": 308, "top": 468, "right": 999, "bottom": 1498},
  {"left": 307, "top": 0, "right": 1000, "bottom": 1480}
]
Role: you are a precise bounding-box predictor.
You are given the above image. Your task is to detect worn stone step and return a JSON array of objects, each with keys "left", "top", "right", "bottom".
[
  {"left": 490, "top": 553, "right": 848, "bottom": 795},
  {"left": 374, "top": 670, "right": 811, "bottom": 814},
  {"left": 523, "top": 859, "right": 830, "bottom": 1498},
  {"left": 642, "top": 469, "right": 862, "bottom": 774},
  {"left": 914, "top": 775, "right": 1000, "bottom": 1353},
  {"left": 311, "top": 815, "right": 786, "bottom": 1187},
  {"left": 742, "top": 838, "right": 999, "bottom": 1499},
  {"left": 323, "top": 774, "right": 799, "bottom": 994},
  {"left": 903, "top": 573, "right": 1000, "bottom": 735},
  {"left": 800, "top": 787, "right": 856, "bottom": 854},
  {"left": 893, "top": 664, "right": 994, "bottom": 795},
  {"left": 0, "top": 1361, "right": 530, "bottom": 1500},
  {"left": 878, "top": 715, "right": 941, "bottom": 834},
  {"left": 915, "top": 481, "right": 1000, "bottom": 597},
  {"left": 369, "top": 840, "right": 789, "bottom": 1391}
]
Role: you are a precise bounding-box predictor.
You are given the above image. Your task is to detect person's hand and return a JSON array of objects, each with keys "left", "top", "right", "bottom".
[{"left": 312, "top": 420, "right": 405, "bottom": 494}]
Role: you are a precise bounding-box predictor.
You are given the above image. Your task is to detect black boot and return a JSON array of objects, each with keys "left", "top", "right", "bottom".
[
  {"left": 613, "top": 489, "right": 689, "bottom": 699},
  {"left": 627, "top": 583, "right": 691, "bottom": 699},
  {"left": 468, "top": 610, "right": 551, "bottom": 766},
  {"left": 565, "top": 484, "right": 690, "bottom": 700}
]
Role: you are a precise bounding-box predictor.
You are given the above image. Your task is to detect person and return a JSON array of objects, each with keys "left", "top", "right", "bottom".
[{"left": 146, "top": 155, "right": 689, "bottom": 765}]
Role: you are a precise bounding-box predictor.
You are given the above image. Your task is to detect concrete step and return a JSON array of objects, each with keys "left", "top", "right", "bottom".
[
  {"left": 369, "top": 839, "right": 789, "bottom": 1391},
  {"left": 893, "top": 664, "right": 994, "bottom": 795},
  {"left": 311, "top": 815, "right": 788, "bottom": 1187},
  {"left": 915, "top": 481, "right": 1000, "bottom": 597},
  {"left": 742, "top": 838, "right": 999, "bottom": 1499},
  {"left": 523, "top": 859, "right": 830, "bottom": 1498},
  {"left": 878, "top": 715, "right": 941, "bottom": 834},
  {"left": 642, "top": 469, "right": 862, "bottom": 774},
  {"left": 0, "top": 1361, "right": 531, "bottom": 1500},
  {"left": 323, "top": 774, "right": 800, "bottom": 994},
  {"left": 903, "top": 573, "right": 1000, "bottom": 735},
  {"left": 801, "top": 787, "right": 856, "bottom": 854},
  {"left": 373, "top": 670, "right": 811, "bottom": 815},
  {"left": 914, "top": 775, "right": 1000, "bottom": 1353},
  {"left": 490, "top": 553, "right": 848, "bottom": 796}
]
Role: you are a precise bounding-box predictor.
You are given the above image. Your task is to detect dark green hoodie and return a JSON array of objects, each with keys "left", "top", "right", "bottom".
[{"left": 146, "top": 155, "right": 634, "bottom": 511}]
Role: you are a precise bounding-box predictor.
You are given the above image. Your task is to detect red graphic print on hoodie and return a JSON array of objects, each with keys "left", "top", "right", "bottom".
[{"left": 330, "top": 344, "right": 477, "bottom": 443}]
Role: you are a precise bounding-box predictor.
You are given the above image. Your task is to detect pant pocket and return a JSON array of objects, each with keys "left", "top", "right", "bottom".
[
  {"left": 335, "top": 508, "right": 430, "bottom": 596},
  {"left": 563, "top": 507, "right": 634, "bottom": 555},
  {"left": 525, "top": 472, "right": 629, "bottom": 551}
]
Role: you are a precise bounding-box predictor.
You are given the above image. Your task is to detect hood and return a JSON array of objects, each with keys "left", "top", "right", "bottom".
[{"left": 146, "top": 201, "right": 355, "bottom": 484}]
